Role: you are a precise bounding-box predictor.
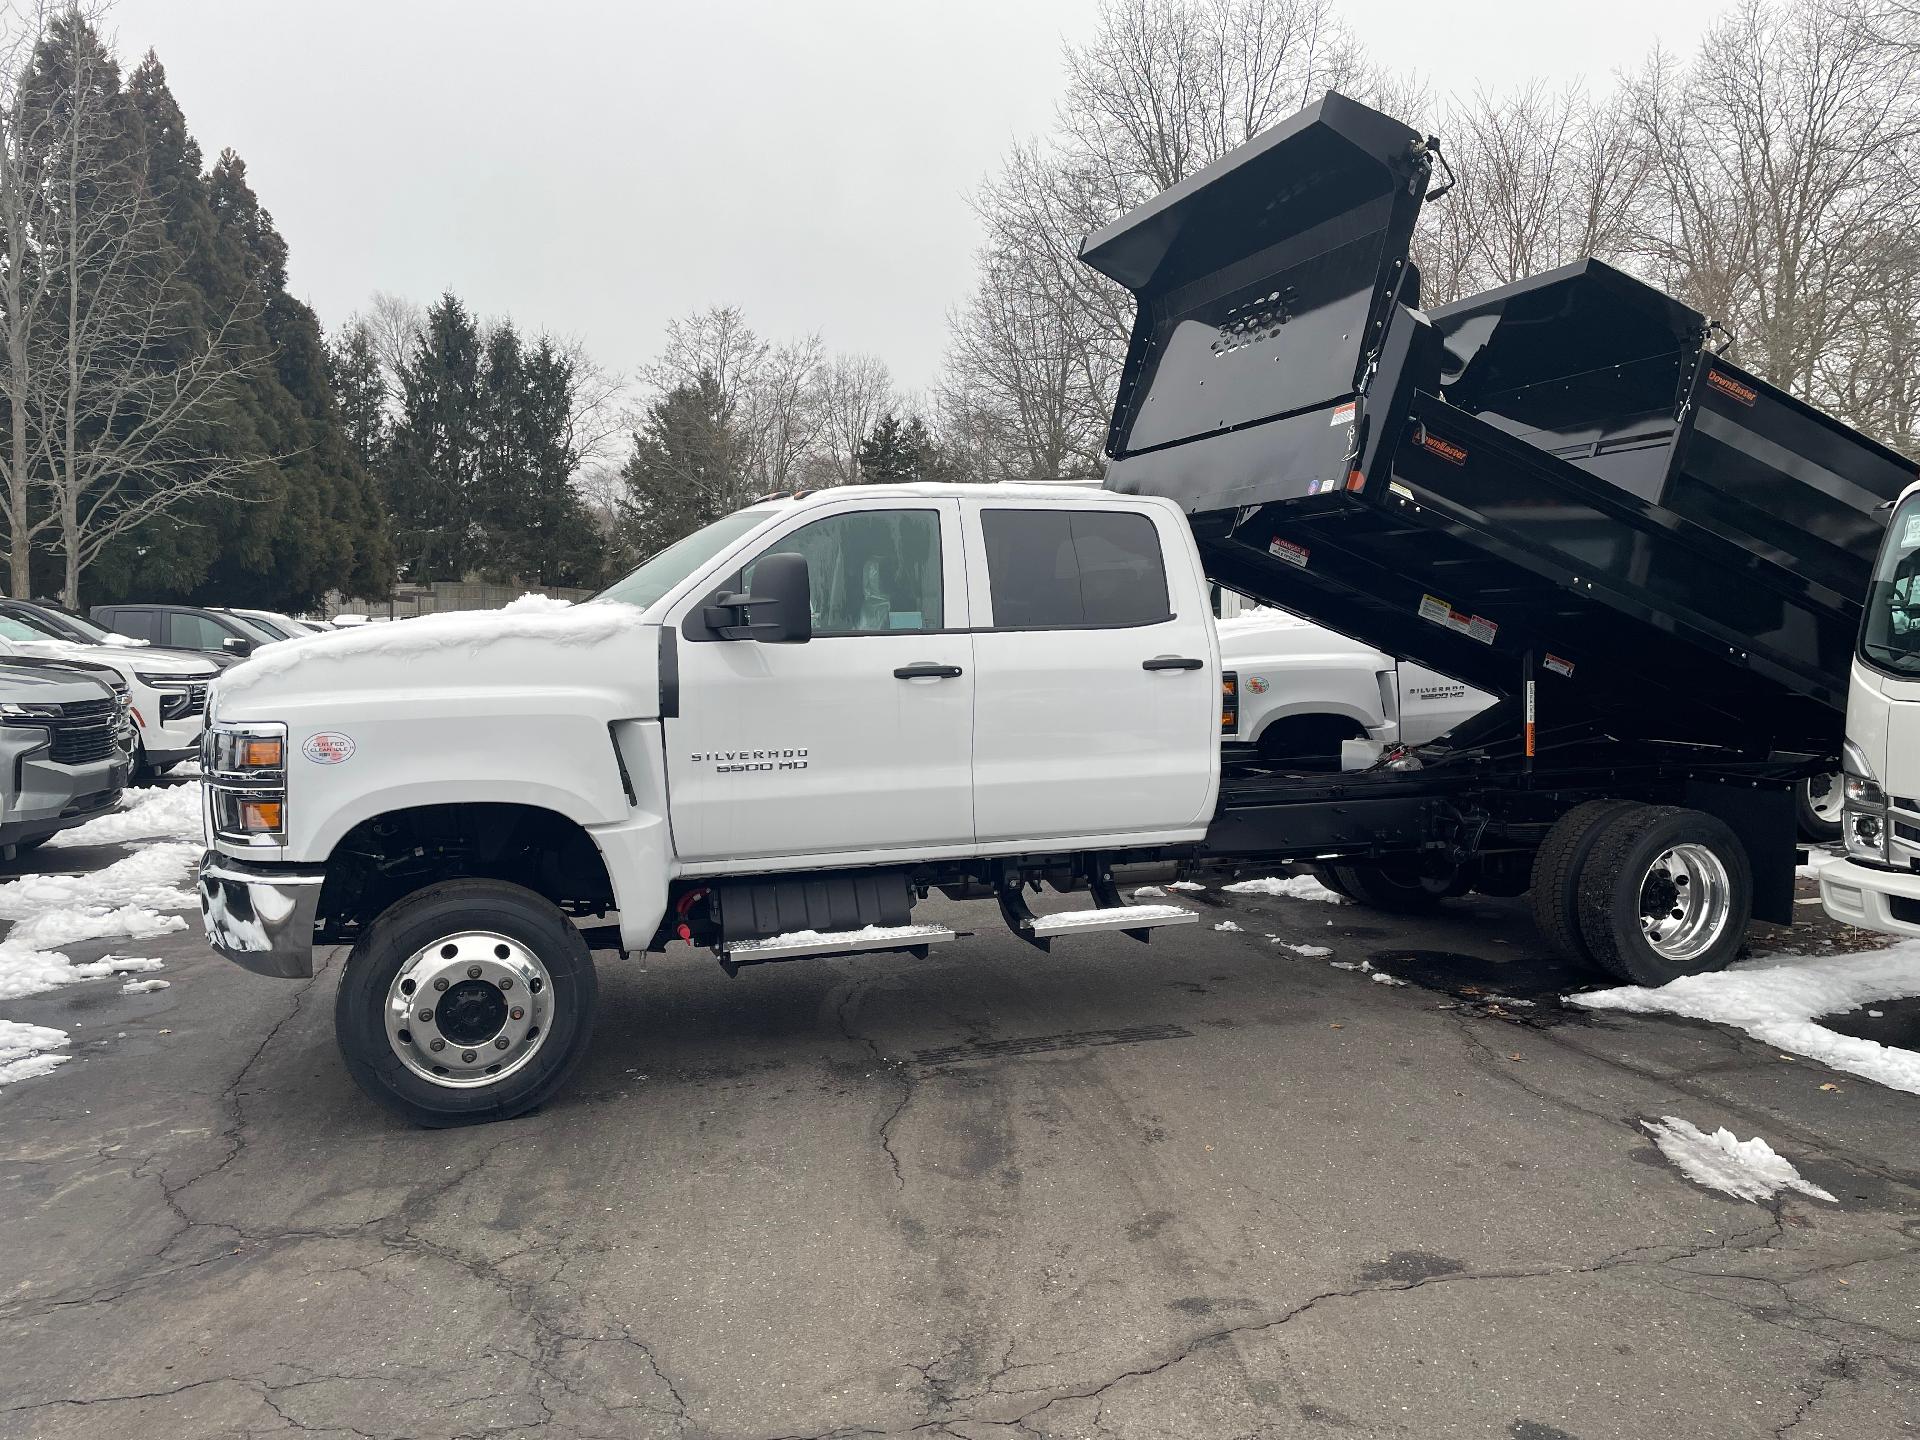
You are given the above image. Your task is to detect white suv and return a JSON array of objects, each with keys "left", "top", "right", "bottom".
[{"left": 0, "top": 615, "right": 219, "bottom": 777}]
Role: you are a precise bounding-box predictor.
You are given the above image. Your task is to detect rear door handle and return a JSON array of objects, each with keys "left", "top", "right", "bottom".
[
  {"left": 1142, "top": 656, "right": 1204, "bottom": 671},
  {"left": 894, "top": 662, "right": 964, "bottom": 679}
]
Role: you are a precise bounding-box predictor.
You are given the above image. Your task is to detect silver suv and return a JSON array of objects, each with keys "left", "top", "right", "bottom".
[{"left": 0, "top": 658, "right": 132, "bottom": 857}]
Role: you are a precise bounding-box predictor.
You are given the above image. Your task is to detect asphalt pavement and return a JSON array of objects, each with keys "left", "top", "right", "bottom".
[{"left": 0, "top": 847, "right": 1916, "bottom": 1440}]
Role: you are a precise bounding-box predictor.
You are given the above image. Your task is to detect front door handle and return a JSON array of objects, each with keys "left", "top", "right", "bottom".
[
  {"left": 1142, "top": 656, "right": 1204, "bottom": 671},
  {"left": 894, "top": 662, "right": 964, "bottom": 679}
]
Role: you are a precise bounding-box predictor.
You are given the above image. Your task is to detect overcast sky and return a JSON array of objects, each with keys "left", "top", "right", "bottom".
[{"left": 110, "top": 0, "right": 1723, "bottom": 397}]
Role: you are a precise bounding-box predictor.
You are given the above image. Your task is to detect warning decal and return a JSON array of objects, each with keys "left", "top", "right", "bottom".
[
  {"left": 1416, "top": 593, "right": 1497, "bottom": 644},
  {"left": 1543, "top": 653, "right": 1576, "bottom": 679},
  {"left": 1329, "top": 401, "right": 1356, "bottom": 427},
  {"left": 1268, "top": 536, "right": 1309, "bottom": 568}
]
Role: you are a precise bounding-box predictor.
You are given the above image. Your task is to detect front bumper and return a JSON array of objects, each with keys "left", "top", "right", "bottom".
[
  {"left": 198, "top": 849, "right": 325, "bottom": 978},
  {"left": 1819, "top": 856, "right": 1920, "bottom": 940}
]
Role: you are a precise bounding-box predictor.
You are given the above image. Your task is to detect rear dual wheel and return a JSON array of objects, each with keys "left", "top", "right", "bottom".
[
  {"left": 336, "top": 879, "right": 598, "bottom": 1128},
  {"left": 1532, "top": 803, "right": 1752, "bottom": 984}
]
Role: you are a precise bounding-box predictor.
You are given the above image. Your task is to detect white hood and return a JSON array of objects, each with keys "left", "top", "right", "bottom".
[{"left": 0, "top": 636, "right": 216, "bottom": 679}]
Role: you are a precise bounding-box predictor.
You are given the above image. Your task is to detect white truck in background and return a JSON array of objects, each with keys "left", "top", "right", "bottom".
[
  {"left": 1821, "top": 479, "right": 1920, "bottom": 937},
  {"left": 1212, "top": 598, "right": 1492, "bottom": 766}
]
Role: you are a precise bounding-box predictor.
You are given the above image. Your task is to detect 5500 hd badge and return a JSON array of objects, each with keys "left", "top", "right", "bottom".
[{"left": 691, "top": 749, "right": 810, "bottom": 773}]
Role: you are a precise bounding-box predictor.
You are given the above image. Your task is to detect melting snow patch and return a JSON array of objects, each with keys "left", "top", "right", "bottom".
[
  {"left": 1572, "top": 941, "right": 1920, "bottom": 1095},
  {"left": 1167, "top": 880, "right": 1206, "bottom": 892},
  {"left": 1276, "top": 941, "right": 1332, "bottom": 957},
  {"left": 120, "top": 978, "right": 169, "bottom": 995},
  {"left": 0, "top": 843, "right": 194, "bottom": 1001},
  {"left": 1222, "top": 875, "right": 1344, "bottom": 903},
  {"left": 219, "top": 594, "right": 642, "bottom": 696},
  {"left": 48, "top": 781, "right": 204, "bottom": 849},
  {"left": 1214, "top": 920, "right": 1242, "bottom": 932},
  {"left": 1641, "top": 1117, "right": 1836, "bottom": 1204},
  {"left": 1371, "top": 971, "right": 1409, "bottom": 986},
  {"left": 1132, "top": 885, "right": 1168, "bottom": 898},
  {"left": 0, "top": 1019, "right": 69, "bottom": 1087}
]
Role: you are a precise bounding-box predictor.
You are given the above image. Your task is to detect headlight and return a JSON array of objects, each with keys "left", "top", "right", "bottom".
[
  {"left": 0, "top": 701, "right": 61, "bottom": 720},
  {"left": 206, "top": 721, "right": 287, "bottom": 844},
  {"left": 132, "top": 671, "right": 178, "bottom": 687},
  {"left": 1843, "top": 743, "right": 1890, "bottom": 865}
]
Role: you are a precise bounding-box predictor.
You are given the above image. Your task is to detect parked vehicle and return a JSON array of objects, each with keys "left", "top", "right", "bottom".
[
  {"left": 220, "top": 608, "right": 319, "bottom": 643},
  {"left": 0, "top": 614, "right": 218, "bottom": 777},
  {"left": 1820, "top": 477, "right": 1920, "bottom": 937},
  {"left": 1216, "top": 604, "right": 1492, "bottom": 766},
  {"left": 0, "top": 659, "right": 129, "bottom": 856},
  {"left": 92, "top": 604, "right": 279, "bottom": 666},
  {"left": 198, "top": 91, "right": 1906, "bottom": 1128}
]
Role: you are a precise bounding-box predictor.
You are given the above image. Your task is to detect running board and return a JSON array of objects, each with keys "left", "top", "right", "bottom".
[
  {"left": 717, "top": 923, "right": 957, "bottom": 976},
  {"left": 997, "top": 874, "right": 1199, "bottom": 953}
]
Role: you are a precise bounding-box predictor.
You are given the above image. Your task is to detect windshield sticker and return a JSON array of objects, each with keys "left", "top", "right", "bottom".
[
  {"left": 1902, "top": 512, "right": 1920, "bottom": 549},
  {"left": 303, "top": 732, "right": 355, "bottom": 765}
]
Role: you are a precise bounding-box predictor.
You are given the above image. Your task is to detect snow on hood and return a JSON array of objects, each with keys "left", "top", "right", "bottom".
[{"left": 216, "top": 594, "right": 646, "bottom": 698}]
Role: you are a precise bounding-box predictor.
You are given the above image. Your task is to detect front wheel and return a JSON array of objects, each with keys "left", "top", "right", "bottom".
[
  {"left": 335, "top": 878, "right": 598, "bottom": 1128},
  {"left": 1795, "top": 773, "right": 1843, "bottom": 846}
]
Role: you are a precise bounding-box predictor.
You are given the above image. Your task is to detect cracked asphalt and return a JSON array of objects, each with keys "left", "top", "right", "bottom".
[{"left": 2, "top": 853, "right": 1917, "bottom": 1440}]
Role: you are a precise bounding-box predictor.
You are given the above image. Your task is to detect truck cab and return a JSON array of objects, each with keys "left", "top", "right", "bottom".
[
  {"left": 199, "top": 484, "right": 1220, "bottom": 1125},
  {"left": 1821, "top": 480, "right": 1920, "bottom": 936}
]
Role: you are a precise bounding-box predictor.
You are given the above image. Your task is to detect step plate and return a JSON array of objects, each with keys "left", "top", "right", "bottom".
[
  {"left": 723, "top": 923, "right": 957, "bottom": 961},
  {"left": 1029, "top": 904, "right": 1199, "bottom": 937}
]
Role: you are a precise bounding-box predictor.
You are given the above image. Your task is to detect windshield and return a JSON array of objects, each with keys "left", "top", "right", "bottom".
[
  {"left": 55, "top": 611, "right": 115, "bottom": 643},
  {"left": 0, "top": 616, "right": 51, "bottom": 643},
  {"left": 221, "top": 612, "right": 281, "bottom": 643},
  {"left": 236, "top": 611, "right": 298, "bottom": 641},
  {"left": 1862, "top": 491, "right": 1920, "bottom": 676},
  {"left": 593, "top": 508, "right": 775, "bottom": 611}
]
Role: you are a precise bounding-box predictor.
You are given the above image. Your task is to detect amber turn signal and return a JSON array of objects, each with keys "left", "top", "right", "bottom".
[
  {"left": 239, "top": 800, "right": 283, "bottom": 832},
  {"left": 243, "top": 738, "right": 283, "bottom": 768}
]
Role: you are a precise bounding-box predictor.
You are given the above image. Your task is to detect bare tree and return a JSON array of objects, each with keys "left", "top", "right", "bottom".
[
  {"left": 358, "top": 289, "right": 424, "bottom": 390},
  {"left": 813, "top": 352, "right": 894, "bottom": 485},
  {"left": 0, "top": 2, "right": 257, "bottom": 602}
]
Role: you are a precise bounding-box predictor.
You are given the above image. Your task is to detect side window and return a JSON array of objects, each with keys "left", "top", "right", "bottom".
[
  {"left": 105, "top": 609, "right": 153, "bottom": 643},
  {"left": 742, "top": 509, "right": 944, "bottom": 635},
  {"left": 167, "top": 612, "right": 227, "bottom": 650},
  {"left": 981, "top": 508, "right": 1171, "bottom": 628}
]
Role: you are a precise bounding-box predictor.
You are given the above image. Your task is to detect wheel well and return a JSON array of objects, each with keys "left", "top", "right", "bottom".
[
  {"left": 1254, "top": 712, "right": 1368, "bottom": 757},
  {"left": 317, "top": 803, "right": 616, "bottom": 941}
]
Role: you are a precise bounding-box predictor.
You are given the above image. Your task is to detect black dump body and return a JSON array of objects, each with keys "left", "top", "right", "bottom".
[{"left": 1085, "top": 92, "right": 1911, "bottom": 761}]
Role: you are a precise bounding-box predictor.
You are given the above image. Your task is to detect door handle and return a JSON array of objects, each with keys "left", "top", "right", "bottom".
[
  {"left": 1142, "top": 656, "right": 1204, "bottom": 671},
  {"left": 894, "top": 662, "right": 964, "bottom": 679}
]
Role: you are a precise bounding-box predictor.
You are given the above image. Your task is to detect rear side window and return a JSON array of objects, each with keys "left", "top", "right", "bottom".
[
  {"left": 102, "top": 609, "right": 154, "bottom": 643},
  {"left": 981, "top": 509, "right": 1171, "bottom": 628},
  {"left": 167, "top": 612, "right": 230, "bottom": 650}
]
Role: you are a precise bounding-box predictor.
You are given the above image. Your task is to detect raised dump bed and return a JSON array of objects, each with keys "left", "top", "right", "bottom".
[{"left": 1084, "top": 91, "right": 1912, "bottom": 759}]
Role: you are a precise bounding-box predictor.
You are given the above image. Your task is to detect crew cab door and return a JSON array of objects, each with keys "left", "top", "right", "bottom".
[
  {"left": 665, "top": 499, "right": 973, "bottom": 865},
  {"left": 964, "top": 498, "right": 1218, "bottom": 842}
]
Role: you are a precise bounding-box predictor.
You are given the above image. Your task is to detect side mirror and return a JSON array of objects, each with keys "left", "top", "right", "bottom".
[
  {"left": 221, "top": 635, "right": 254, "bottom": 657},
  {"left": 701, "top": 551, "right": 812, "bottom": 644}
]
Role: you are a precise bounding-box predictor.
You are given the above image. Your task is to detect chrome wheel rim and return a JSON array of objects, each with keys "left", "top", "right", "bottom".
[
  {"left": 1804, "top": 773, "right": 1843, "bottom": 824},
  {"left": 1637, "top": 844, "right": 1732, "bottom": 963},
  {"left": 384, "top": 930, "right": 552, "bottom": 1089}
]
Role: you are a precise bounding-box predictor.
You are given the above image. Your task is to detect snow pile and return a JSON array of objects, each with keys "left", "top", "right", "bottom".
[
  {"left": 1222, "top": 874, "right": 1345, "bottom": 903},
  {"left": 48, "top": 781, "right": 203, "bottom": 848},
  {"left": 218, "top": 594, "right": 643, "bottom": 697},
  {"left": 1572, "top": 942, "right": 1920, "bottom": 1095},
  {"left": 1641, "top": 1117, "right": 1836, "bottom": 1204},
  {"left": 0, "top": 1019, "right": 70, "bottom": 1087},
  {"left": 120, "top": 977, "right": 169, "bottom": 995},
  {"left": 1275, "top": 941, "right": 1332, "bottom": 957},
  {"left": 0, "top": 843, "right": 193, "bottom": 1000},
  {"left": 1371, "top": 971, "right": 1409, "bottom": 986},
  {"left": 1132, "top": 885, "right": 1168, "bottom": 898},
  {"left": 1214, "top": 920, "right": 1242, "bottom": 932},
  {"left": 1031, "top": 904, "right": 1193, "bottom": 932},
  {"left": 1167, "top": 880, "right": 1206, "bottom": 892},
  {"left": 727, "top": 922, "right": 950, "bottom": 953}
]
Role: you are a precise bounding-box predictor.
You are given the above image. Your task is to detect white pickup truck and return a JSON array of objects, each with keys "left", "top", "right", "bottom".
[
  {"left": 201, "top": 484, "right": 1228, "bottom": 1125},
  {"left": 1215, "top": 603, "right": 1491, "bottom": 766}
]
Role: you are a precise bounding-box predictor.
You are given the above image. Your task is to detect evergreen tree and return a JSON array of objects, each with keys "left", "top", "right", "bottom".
[
  {"left": 384, "top": 293, "right": 483, "bottom": 580},
  {"left": 857, "top": 412, "right": 938, "bottom": 483},
  {"left": 328, "top": 322, "right": 388, "bottom": 473},
  {"left": 617, "top": 373, "right": 749, "bottom": 559}
]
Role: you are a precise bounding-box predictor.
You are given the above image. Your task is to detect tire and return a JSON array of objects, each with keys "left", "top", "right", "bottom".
[
  {"left": 1795, "top": 773, "right": 1843, "bottom": 846},
  {"left": 1329, "top": 860, "right": 1452, "bottom": 913},
  {"left": 335, "top": 878, "right": 598, "bottom": 1128},
  {"left": 1576, "top": 805, "right": 1752, "bottom": 986},
  {"left": 1528, "top": 799, "right": 1639, "bottom": 964},
  {"left": 1308, "top": 863, "right": 1353, "bottom": 900},
  {"left": 130, "top": 738, "right": 152, "bottom": 783}
]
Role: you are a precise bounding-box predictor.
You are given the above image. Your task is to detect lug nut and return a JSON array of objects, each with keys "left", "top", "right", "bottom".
[
  {"left": 499, "top": 977, "right": 513, "bottom": 991},
  {"left": 434, "top": 977, "right": 450, "bottom": 991},
  {"left": 494, "top": 1036, "right": 510, "bottom": 1049},
  {"left": 461, "top": 1050, "right": 477, "bottom": 1063},
  {"left": 418, "top": 1009, "right": 433, "bottom": 1022},
  {"left": 467, "top": 965, "right": 482, "bottom": 979},
  {"left": 510, "top": 1007, "right": 524, "bottom": 1021},
  {"left": 429, "top": 1038, "right": 445, "bottom": 1052}
]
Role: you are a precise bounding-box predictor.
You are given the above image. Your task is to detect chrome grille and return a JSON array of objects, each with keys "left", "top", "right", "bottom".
[{"left": 48, "top": 697, "right": 120, "bottom": 765}]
